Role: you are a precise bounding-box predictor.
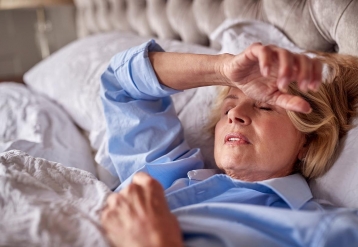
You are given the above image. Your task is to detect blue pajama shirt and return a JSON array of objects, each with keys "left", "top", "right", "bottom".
[{"left": 100, "top": 40, "right": 358, "bottom": 247}]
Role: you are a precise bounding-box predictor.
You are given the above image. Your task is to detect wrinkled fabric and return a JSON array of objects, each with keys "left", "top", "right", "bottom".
[{"left": 0, "top": 150, "right": 111, "bottom": 247}]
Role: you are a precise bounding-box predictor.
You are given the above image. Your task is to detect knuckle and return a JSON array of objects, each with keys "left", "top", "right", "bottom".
[
  {"left": 280, "top": 49, "right": 290, "bottom": 56},
  {"left": 132, "top": 172, "right": 162, "bottom": 191},
  {"left": 280, "top": 65, "right": 292, "bottom": 77},
  {"left": 133, "top": 172, "right": 150, "bottom": 181},
  {"left": 259, "top": 45, "right": 271, "bottom": 54},
  {"left": 265, "top": 44, "right": 276, "bottom": 49},
  {"left": 144, "top": 176, "right": 160, "bottom": 188},
  {"left": 134, "top": 172, "right": 157, "bottom": 185},
  {"left": 107, "top": 192, "right": 120, "bottom": 205},
  {"left": 250, "top": 42, "right": 262, "bottom": 48},
  {"left": 127, "top": 183, "right": 141, "bottom": 193}
]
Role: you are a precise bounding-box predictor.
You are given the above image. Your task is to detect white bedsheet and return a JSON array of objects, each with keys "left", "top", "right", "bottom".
[{"left": 0, "top": 150, "right": 110, "bottom": 247}]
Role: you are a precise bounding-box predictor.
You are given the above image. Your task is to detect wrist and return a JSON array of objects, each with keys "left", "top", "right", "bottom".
[
  {"left": 148, "top": 232, "right": 183, "bottom": 247},
  {"left": 214, "top": 53, "right": 234, "bottom": 87}
]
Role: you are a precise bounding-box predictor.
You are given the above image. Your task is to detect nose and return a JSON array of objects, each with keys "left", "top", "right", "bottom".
[{"left": 227, "top": 106, "right": 251, "bottom": 125}]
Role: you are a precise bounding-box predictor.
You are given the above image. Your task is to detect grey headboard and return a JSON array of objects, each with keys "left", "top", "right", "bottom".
[{"left": 74, "top": 0, "right": 358, "bottom": 56}]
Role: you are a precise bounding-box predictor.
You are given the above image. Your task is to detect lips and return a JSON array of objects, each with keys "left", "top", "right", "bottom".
[{"left": 225, "top": 133, "right": 250, "bottom": 144}]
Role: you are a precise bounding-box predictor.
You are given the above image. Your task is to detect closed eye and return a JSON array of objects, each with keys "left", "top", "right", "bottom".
[
  {"left": 259, "top": 107, "right": 272, "bottom": 111},
  {"left": 255, "top": 101, "right": 273, "bottom": 111}
]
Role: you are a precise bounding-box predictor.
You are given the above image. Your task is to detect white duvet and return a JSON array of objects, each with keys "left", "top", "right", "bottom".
[{"left": 0, "top": 150, "right": 110, "bottom": 247}]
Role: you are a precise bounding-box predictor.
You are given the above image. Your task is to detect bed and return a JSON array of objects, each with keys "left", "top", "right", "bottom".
[{"left": 1, "top": 0, "right": 358, "bottom": 246}]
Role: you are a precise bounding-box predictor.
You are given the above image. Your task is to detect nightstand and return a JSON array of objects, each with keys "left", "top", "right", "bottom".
[{"left": 0, "top": 0, "right": 76, "bottom": 83}]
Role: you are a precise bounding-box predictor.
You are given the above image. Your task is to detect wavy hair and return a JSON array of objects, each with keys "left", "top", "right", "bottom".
[{"left": 287, "top": 52, "right": 358, "bottom": 178}]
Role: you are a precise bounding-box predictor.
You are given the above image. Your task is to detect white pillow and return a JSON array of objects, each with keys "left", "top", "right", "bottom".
[
  {"left": 309, "top": 118, "right": 358, "bottom": 208},
  {"left": 0, "top": 82, "right": 97, "bottom": 176},
  {"left": 210, "top": 18, "right": 303, "bottom": 55},
  {"left": 24, "top": 31, "right": 219, "bottom": 188}
]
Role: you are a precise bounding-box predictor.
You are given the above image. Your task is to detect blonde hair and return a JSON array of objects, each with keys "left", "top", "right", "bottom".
[{"left": 207, "top": 53, "right": 358, "bottom": 179}]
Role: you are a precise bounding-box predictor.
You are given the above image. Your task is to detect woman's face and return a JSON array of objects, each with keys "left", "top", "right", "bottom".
[{"left": 214, "top": 87, "right": 306, "bottom": 181}]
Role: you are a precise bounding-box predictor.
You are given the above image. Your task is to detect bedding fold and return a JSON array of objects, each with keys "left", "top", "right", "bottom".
[{"left": 0, "top": 150, "right": 111, "bottom": 247}]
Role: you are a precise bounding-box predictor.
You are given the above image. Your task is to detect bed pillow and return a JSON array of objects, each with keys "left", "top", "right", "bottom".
[
  {"left": 309, "top": 118, "right": 358, "bottom": 208},
  {"left": 0, "top": 82, "right": 97, "bottom": 177},
  {"left": 23, "top": 31, "right": 219, "bottom": 188}
]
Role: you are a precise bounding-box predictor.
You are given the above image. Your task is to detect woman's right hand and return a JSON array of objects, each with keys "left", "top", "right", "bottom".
[
  {"left": 101, "top": 173, "right": 183, "bottom": 247},
  {"left": 220, "top": 43, "right": 323, "bottom": 113}
]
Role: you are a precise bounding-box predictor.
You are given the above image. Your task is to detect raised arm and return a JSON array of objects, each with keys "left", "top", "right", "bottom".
[
  {"left": 149, "top": 43, "right": 323, "bottom": 113},
  {"left": 100, "top": 40, "right": 204, "bottom": 191}
]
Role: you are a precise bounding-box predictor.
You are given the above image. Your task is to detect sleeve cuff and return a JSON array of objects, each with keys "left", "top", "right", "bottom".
[{"left": 111, "top": 39, "right": 182, "bottom": 100}]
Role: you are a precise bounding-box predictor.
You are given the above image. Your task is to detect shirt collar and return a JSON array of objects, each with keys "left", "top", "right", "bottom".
[
  {"left": 258, "top": 173, "right": 313, "bottom": 210},
  {"left": 187, "top": 170, "right": 312, "bottom": 210}
]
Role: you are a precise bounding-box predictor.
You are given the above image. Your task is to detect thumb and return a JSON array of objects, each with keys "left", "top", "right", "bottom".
[{"left": 274, "top": 93, "right": 312, "bottom": 113}]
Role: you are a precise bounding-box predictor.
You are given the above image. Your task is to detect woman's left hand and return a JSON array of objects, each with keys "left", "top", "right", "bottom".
[{"left": 100, "top": 172, "right": 183, "bottom": 247}]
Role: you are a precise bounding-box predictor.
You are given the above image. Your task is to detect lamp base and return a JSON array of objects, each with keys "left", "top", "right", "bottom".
[{"left": 35, "top": 7, "right": 52, "bottom": 59}]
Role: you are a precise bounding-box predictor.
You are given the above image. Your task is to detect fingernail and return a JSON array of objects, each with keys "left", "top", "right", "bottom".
[
  {"left": 301, "top": 80, "right": 309, "bottom": 92},
  {"left": 308, "top": 83, "right": 316, "bottom": 92}
]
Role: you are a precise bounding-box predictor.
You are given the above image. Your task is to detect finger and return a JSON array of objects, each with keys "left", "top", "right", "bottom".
[
  {"left": 122, "top": 183, "right": 148, "bottom": 215},
  {"left": 100, "top": 206, "right": 110, "bottom": 224},
  {"left": 275, "top": 48, "right": 294, "bottom": 92},
  {"left": 106, "top": 193, "right": 121, "bottom": 208},
  {"left": 275, "top": 93, "right": 312, "bottom": 114},
  {"left": 132, "top": 172, "right": 153, "bottom": 184},
  {"left": 120, "top": 183, "right": 144, "bottom": 206},
  {"left": 295, "top": 55, "right": 312, "bottom": 92},
  {"left": 243, "top": 42, "right": 263, "bottom": 61},
  {"left": 132, "top": 172, "right": 168, "bottom": 210},
  {"left": 101, "top": 207, "right": 122, "bottom": 230},
  {"left": 246, "top": 43, "right": 272, "bottom": 77},
  {"left": 257, "top": 45, "right": 273, "bottom": 77},
  {"left": 309, "top": 59, "right": 323, "bottom": 91},
  {"left": 112, "top": 190, "right": 138, "bottom": 218},
  {"left": 102, "top": 214, "right": 125, "bottom": 247},
  {"left": 132, "top": 172, "right": 163, "bottom": 192}
]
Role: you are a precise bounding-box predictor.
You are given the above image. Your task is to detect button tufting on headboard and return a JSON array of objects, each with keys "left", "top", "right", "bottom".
[
  {"left": 147, "top": 0, "right": 179, "bottom": 40},
  {"left": 74, "top": 0, "right": 358, "bottom": 56}
]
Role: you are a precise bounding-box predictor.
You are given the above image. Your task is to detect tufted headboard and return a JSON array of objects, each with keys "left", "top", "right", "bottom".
[{"left": 73, "top": 0, "right": 358, "bottom": 56}]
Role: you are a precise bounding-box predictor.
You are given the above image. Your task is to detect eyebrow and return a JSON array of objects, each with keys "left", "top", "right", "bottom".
[{"left": 224, "top": 94, "right": 239, "bottom": 101}]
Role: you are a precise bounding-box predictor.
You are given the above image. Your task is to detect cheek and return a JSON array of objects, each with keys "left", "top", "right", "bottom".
[
  {"left": 214, "top": 119, "right": 224, "bottom": 142},
  {"left": 213, "top": 120, "right": 224, "bottom": 166},
  {"left": 258, "top": 118, "right": 301, "bottom": 150}
]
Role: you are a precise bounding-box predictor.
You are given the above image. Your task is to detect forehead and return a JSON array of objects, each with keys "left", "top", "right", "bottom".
[
  {"left": 228, "top": 87, "right": 243, "bottom": 95},
  {"left": 223, "top": 87, "right": 248, "bottom": 101}
]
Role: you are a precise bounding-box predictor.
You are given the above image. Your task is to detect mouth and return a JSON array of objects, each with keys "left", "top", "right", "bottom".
[{"left": 225, "top": 133, "right": 250, "bottom": 145}]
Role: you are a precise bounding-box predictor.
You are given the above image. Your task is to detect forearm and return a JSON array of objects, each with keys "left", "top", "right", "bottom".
[{"left": 149, "top": 52, "right": 233, "bottom": 90}]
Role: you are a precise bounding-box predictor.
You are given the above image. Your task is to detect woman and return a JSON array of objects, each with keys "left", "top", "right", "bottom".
[{"left": 99, "top": 41, "right": 358, "bottom": 247}]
